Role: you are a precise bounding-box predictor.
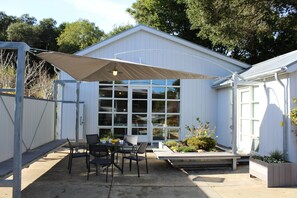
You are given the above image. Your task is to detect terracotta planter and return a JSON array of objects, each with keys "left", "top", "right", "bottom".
[{"left": 249, "top": 157, "right": 297, "bottom": 187}]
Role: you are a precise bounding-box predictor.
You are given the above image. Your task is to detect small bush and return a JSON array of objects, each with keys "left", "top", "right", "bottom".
[
  {"left": 186, "top": 136, "right": 217, "bottom": 151},
  {"left": 164, "top": 140, "right": 178, "bottom": 148},
  {"left": 252, "top": 150, "right": 285, "bottom": 163}
]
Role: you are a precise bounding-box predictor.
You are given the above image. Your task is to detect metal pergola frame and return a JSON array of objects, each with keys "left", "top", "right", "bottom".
[{"left": 0, "top": 42, "right": 29, "bottom": 198}]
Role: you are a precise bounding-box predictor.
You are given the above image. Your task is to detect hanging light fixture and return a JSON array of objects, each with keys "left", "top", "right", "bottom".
[{"left": 112, "top": 68, "right": 118, "bottom": 76}]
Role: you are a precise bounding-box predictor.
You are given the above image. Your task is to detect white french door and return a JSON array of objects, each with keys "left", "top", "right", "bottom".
[{"left": 128, "top": 86, "right": 151, "bottom": 142}]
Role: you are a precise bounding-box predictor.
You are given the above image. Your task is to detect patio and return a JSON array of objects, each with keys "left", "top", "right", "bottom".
[{"left": 1, "top": 148, "right": 296, "bottom": 198}]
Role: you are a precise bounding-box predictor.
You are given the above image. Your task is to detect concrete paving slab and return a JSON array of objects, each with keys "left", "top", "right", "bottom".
[{"left": 1, "top": 148, "right": 297, "bottom": 198}]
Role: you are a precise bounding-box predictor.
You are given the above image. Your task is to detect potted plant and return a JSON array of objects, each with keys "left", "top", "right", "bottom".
[{"left": 249, "top": 150, "right": 297, "bottom": 187}]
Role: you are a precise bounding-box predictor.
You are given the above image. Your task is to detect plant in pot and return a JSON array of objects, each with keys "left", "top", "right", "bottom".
[{"left": 249, "top": 150, "right": 297, "bottom": 187}]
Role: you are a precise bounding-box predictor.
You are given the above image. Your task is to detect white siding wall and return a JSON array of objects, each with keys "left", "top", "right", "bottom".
[
  {"left": 0, "top": 94, "right": 55, "bottom": 163},
  {"left": 288, "top": 72, "right": 297, "bottom": 163},
  {"left": 216, "top": 78, "right": 287, "bottom": 155},
  {"left": 257, "top": 80, "right": 285, "bottom": 156},
  {"left": 216, "top": 88, "right": 232, "bottom": 147},
  {"left": 180, "top": 79, "right": 218, "bottom": 138},
  {"left": 61, "top": 29, "right": 245, "bottom": 141}
]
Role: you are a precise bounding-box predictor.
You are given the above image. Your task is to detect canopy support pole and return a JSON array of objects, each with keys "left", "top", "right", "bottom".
[
  {"left": 75, "top": 81, "right": 81, "bottom": 144},
  {"left": 0, "top": 42, "right": 30, "bottom": 198},
  {"left": 232, "top": 73, "right": 238, "bottom": 154}
]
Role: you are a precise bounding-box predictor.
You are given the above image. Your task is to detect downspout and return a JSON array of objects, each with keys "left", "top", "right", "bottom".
[{"left": 275, "top": 72, "right": 288, "bottom": 159}]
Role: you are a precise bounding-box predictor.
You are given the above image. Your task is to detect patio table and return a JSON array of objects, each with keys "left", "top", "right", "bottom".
[{"left": 96, "top": 141, "right": 125, "bottom": 173}]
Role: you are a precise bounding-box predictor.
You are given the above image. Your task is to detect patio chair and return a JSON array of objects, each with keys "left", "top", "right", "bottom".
[
  {"left": 116, "top": 135, "right": 138, "bottom": 162},
  {"left": 87, "top": 144, "right": 114, "bottom": 182},
  {"left": 121, "top": 142, "right": 148, "bottom": 177},
  {"left": 86, "top": 134, "right": 108, "bottom": 157},
  {"left": 86, "top": 134, "right": 100, "bottom": 145},
  {"left": 67, "top": 138, "right": 88, "bottom": 174}
]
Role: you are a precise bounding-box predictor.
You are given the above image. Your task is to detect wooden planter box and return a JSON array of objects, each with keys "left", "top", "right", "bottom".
[{"left": 249, "top": 158, "right": 297, "bottom": 187}]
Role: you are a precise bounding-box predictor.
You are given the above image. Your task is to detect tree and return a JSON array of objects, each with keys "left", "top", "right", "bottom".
[
  {"left": 185, "top": 0, "right": 297, "bottom": 63},
  {"left": 101, "top": 24, "right": 134, "bottom": 40},
  {"left": 57, "top": 19, "right": 104, "bottom": 53},
  {"left": 0, "top": 12, "right": 17, "bottom": 40},
  {"left": 6, "top": 22, "right": 37, "bottom": 46},
  {"left": 127, "top": 0, "right": 214, "bottom": 49},
  {"left": 19, "top": 14, "right": 37, "bottom": 25},
  {"left": 35, "top": 18, "right": 59, "bottom": 50}
]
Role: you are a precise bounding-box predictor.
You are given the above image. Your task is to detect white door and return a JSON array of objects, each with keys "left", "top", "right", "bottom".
[
  {"left": 237, "top": 87, "right": 260, "bottom": 154},
  {"left": 61, "top": 103, "right": 84, "bottom": 140},
  {"left": 128, "top": 87, "right": 151, "bottom": 143}
]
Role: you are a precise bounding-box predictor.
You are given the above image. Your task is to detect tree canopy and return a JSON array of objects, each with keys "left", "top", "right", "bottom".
[
  {"left": 127, "top": 0, "right": 213, "bottom": 49},
  {"left": 128, "top": 0, "right": 297, "bottom": 64},
  {"left": 185, "top": 0, "right": 297, "bottom": 63},
  {"left": 57, "top": 19, "right": 104, "bottom": 53}
]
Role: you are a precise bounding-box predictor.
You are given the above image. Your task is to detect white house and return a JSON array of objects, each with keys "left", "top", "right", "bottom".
[
  {"left": 215, "top": 50, "right": 297, "bottom": 163},
  {"left": 58, "top": 24, "right": 297, "bottom": 163}
]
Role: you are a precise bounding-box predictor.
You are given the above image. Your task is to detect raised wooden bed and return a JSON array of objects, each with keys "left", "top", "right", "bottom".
[
  {"left": 249, "top": 157, "right": 297, "bottom": 187},
  {"left": 153, "top": 143, "right": 240, "bottom": 170}
]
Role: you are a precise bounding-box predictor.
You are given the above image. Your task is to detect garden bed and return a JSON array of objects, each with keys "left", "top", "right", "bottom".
[
  {"left": 153, "top": 143, "right": 241, "bottom": 170},
  {"left": 249, "top": 157, "right": 297, "bottom": 187}
]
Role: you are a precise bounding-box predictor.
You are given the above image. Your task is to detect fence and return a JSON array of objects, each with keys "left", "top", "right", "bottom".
[{"left": 0, "top": 94, "right": 55, "bottom": 163}]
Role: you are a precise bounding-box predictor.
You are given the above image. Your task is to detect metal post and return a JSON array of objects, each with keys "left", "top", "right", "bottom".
[
  {"left": 75, "top": 82, "right": 80, "bottom": 144},
  {"left": 232, "top": 73, "right": 238, "bottom": 154},
  {"left": 53, "top": 80, "right": 57, "bottom": 140}
]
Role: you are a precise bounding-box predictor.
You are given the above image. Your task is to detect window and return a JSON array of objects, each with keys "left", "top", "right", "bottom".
[
  {"left": 238, "top": 86, "right": 260, "bottom": 152},
  {"left": 98, "top": 80, "right": 180, "bottom": 140}
]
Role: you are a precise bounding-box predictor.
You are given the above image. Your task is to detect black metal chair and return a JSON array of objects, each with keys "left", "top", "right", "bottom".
[
  {"left": 86, "top": 134, "right": 100, "bottom": 145},
  {"left": 87, "top": 144, "right": 114, "bottom": 182},
  {"left": 121, "top": 142, "right": 148, "bottom": 177},
  {"left": 67, "top": 138, "right": 88, "bottom": 174},
  {"left": 116, "top": 135, "right": 138, "bottom": 162}
]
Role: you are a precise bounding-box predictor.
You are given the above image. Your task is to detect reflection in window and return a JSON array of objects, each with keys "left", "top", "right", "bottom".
[
  {"left": 99, "top": 100, "right": 112, "bottom": 112},
  {"left": 98, "top": 113, "right": 112, "bottom": 126},
  {"left": 130, "top": 80, "right": 150, "bottom": 85},
  {"left": 132, "top": 128, "right": 147, "bottom": 135},
  {"left": 132, "top": 89, "right": 147, "bottom": 99},
  {"left": 99, "top": 128, "right": 111, "bottom": 139},
  {"left": 152, "top": 80, "right": 166, "bottom": 85},
  {"left": 167, "top": 115, "right": 179, "bottom": 127},
  {"left": 114, "top": 128, "right": 127, "bottom": 138},
  {"left": 152, "top": 114, "right": 165, "bottom": 126},
  {"left": 167, "top": 128, "right": 179, "bottom": 139},
  {"left": 152, "top": 87, "right": 165, "bottom": 99},
  {"left": 114, "top": 114, "right": 127, "bottom": 126},
  {"left": 115, "top": 80, "right": 128, "bottom": 84},
  {"left": 167, "top": 101, "right": 179, "bottom": 113},
  {"left": 132, "top": 100, "right": 147, "bottom": 112},
  {"left": 99, "top": 86, "right": 112, "bottom": 97},
  {"left": 167, "top": 79, "right": 180, "bottom": 86},
  {"left": 152, "top": 101, "right": 165, "bottom": 113},
  {"left": 153, "top": 128, "right": 165, "bottom": 140},
  {"left": 114, "top": 100, "right": 127, "bottom": 112},
  {"left": 167, "top": 87, "right": 180, "bottom": 99},
  {"left": 114, "top": 86, "right": 128, "bottom": 98},
  {"left": 132, "top": 114, "right": 147, "bottom": 127}
]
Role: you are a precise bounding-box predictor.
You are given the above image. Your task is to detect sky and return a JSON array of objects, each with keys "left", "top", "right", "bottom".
[{"left": 0, "top": 0, "right": 137, "bottom": 33}]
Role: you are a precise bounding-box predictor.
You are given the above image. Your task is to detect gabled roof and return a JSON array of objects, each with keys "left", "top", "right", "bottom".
[
  {"left": 240, "top": 50, "right": 297, "bottom": 80},
  {"left": 76, "top": 24, "right": 250, "bottom": 69}
]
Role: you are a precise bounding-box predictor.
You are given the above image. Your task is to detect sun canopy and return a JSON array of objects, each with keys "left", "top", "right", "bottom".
[{"left": 37, "top": 51, "right": 215, "bottom": 81}]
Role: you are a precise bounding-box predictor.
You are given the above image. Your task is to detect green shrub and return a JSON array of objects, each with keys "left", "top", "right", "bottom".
[
  {"left": 186, "top": 136, "right": 217, "bottom": 151},
  {"left": 252, "top": 150, "right": 285, "bottom": 163},
  {"left": 164, "top": 140, "right": 178, "bottom": 148}
]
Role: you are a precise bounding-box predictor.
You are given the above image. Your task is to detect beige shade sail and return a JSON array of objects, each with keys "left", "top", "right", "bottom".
[{"left": 37, "top": 51, "right": 215, "bottom": 81}]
